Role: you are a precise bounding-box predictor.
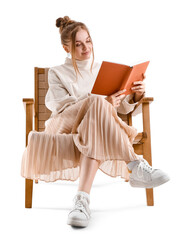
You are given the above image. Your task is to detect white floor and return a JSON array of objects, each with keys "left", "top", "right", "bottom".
[{"left": 1, "top": 167, "right": 190, "bottom": 240}]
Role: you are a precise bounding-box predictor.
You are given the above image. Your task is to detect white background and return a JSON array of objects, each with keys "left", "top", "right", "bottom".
[{"left": 0, "top": 0, "right": 191, "bottom": 239}]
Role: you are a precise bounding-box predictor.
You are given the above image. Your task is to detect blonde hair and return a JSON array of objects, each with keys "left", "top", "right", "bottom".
[{"left": 56, "top": 16, "right": 95, "bottom": 80}]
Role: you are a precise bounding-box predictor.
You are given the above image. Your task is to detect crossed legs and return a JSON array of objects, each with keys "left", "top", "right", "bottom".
[{"left": 78, "top": 153, "right": 100, "bottom": 194}]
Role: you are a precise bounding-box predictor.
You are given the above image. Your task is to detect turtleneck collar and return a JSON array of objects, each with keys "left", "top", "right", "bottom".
[{"left": 64, "top": 54, "right": 93, "bottom": 70}]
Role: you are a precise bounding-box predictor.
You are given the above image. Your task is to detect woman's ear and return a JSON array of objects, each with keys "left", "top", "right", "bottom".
[{"left": 63, "top": 45, "right": 70, "bottom": 53}]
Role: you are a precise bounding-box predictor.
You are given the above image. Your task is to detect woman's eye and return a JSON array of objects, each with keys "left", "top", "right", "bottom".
[{"left": 76, "top": 40, "right": 91, "bottom": 47}]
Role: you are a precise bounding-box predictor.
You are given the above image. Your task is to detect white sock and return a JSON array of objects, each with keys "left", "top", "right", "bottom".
[
  {"left": 77, "top": 191, "right": 90, "bottom": 203},
  {"left": 127, "top": 160, "right": 139, "bottom": 171}
]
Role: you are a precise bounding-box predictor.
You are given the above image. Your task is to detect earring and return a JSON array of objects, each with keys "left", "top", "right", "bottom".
[{"left": 67, "top": 52, "right": 71, "bottom": 58}]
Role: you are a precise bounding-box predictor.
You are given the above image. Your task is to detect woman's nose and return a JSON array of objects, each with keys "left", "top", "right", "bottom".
[{"left": 82, "top": 44, "right": 87, "bottom": 50}]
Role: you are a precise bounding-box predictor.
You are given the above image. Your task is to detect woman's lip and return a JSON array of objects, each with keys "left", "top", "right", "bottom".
[{"left": 82, "top": 51, "right": 89, "bottom": 55}]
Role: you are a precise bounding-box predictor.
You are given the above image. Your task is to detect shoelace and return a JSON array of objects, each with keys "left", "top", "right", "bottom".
[
  {"left": 75, "top": 200, "right": 85, "bottom": 210},
  {"left": 71, "top": 195, "right": 90, "bottom": 218},
  {"left": 137, "top": 160, "right": 153, "bottom": 179}
]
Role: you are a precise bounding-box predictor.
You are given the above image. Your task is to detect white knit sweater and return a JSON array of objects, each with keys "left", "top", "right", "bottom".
[{"left": 45, "top": 55, "right": 139, "bottom": 116}]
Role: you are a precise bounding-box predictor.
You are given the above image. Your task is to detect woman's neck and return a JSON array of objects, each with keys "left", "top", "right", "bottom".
[{"left": 65, "top": 54, "right": 93, "bottom": 70}]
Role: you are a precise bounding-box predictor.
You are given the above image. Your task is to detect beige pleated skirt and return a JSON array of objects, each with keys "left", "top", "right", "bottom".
[{"left": 21, "top": 95, "right": 142, "bottom": 182}]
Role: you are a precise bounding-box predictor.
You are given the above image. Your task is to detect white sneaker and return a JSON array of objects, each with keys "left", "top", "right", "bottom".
[
  {"left": 128, "top": 159, "right": 170, "bottom": 188},
  {"left": 67, "top": 192, "right": 91, "bottom": 227}
]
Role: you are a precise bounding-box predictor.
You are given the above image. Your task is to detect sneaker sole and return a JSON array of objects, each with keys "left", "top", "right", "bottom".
[
  {"left": 129, "top": 175, "right": 170, "bottom": 188},
  {"left": 67, "top": 218, "right": 89, "bottom": 227}
]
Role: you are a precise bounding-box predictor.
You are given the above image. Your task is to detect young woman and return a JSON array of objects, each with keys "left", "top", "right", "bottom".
[{"left": 21, "top": 16, "right": 169, "bottom": 228}]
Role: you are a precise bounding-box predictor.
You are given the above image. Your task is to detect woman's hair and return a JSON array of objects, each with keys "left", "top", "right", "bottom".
[{"left": 56, "top": 16, "right": 95, "bottom": 80}]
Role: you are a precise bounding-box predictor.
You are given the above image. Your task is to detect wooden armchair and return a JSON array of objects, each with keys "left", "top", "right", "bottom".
[{"left": 23, "top": 67, "right": 154, "bottom": 208}]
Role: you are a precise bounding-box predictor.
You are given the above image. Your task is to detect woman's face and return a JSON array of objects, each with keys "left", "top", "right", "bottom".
[{"left": 64, "top": 29, "right": 93, "bottom": 61}]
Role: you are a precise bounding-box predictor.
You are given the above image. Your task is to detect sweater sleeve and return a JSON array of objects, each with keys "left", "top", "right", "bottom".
[
  {"left": 45, "top": 68, "right": 88, "bottom": 115},
  {"left": 116, "top": 93, "right": 145, "bottom": 115}
]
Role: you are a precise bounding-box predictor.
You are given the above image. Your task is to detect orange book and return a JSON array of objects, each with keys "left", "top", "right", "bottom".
[{"left": 91, "top": 60, "right": 150, "bottom": 96}]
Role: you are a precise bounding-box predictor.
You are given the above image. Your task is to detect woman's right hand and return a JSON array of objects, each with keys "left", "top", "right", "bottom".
[{"left": 105, "top": 89, "right": 126, "bottom": 108}]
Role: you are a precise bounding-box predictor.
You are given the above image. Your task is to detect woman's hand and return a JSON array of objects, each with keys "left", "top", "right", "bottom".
[
  {"left": 105, "top": 89, "right": 126, "bottom": 108},
  {"left": 131, "top": 73, "right": 146, "bottom": 102}
]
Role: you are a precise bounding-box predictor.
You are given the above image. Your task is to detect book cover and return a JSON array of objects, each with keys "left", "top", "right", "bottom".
[{"left": 91, "top": 60, "right": 150, "bottom": 96}]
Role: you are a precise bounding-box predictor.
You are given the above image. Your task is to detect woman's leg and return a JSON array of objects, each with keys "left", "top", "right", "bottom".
[{"left": 78, "top": 153, "right": 100, "bottom": 194}]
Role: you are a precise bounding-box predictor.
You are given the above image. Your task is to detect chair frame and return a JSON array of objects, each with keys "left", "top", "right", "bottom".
[{"left": 22, "top": 67, "right": 154, "bottom": 208}]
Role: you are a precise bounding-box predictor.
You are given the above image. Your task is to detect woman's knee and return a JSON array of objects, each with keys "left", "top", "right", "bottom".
[{"left": 89, "top": 95, "right": 109, "bottom": 106}]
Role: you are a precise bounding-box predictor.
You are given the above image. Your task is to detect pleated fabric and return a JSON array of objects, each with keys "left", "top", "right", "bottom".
[{"left": 21, "top": 95, "right": 142, "bottom": 182}]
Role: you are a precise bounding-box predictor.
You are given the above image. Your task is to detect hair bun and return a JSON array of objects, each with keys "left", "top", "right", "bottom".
[{"left": 56, "top": 16, "right": 75, "bottom": 32}]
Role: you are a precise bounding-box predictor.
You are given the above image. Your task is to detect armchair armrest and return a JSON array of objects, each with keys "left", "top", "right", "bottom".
[
  {"left": 132, "top": 97, "right": 154, "bottom": 116},
  {"left": 23, "top": 98, "right": 34, "bottom": 106},
  {"left": 22, "top": 98, "right": 34, "bottom": 146},
  {"left": 23, "top": 98, "right": 34, "bottom": 112}
]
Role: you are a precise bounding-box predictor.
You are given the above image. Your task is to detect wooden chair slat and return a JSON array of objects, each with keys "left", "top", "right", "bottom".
[
  {"left": 39, "top": 74, "right": 45, "bottom": 82},
  {"left": 38, "top": 121, "right": 45, "bottom": 128},
  {"left": 39, "top": 82, "right": 49, "bottom": 89},
  {"left": 39, "top": 89, "right": 46, "bottom": 97},
  {"left": 39, "top": 105, "right": 51, "bottom": 113},
  {"left": 38, "top": 113, "right": 51, "bottom": 121},
  {"left": 38, "top": 128, "right": 45, "bottom": 132},
  {"left": 38, "top": 68, "right": 45, "bottom": 74},
  {"left": 39, "top": 96, "right": 45, "bottom": 105}
]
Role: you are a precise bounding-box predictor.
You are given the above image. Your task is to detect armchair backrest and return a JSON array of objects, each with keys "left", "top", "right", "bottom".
[
  {"left": 34, "top": 67, "right": 51, "bottom": 131},
  {"left": 34, "top": 67, "right": 130, "bottom": 132}
]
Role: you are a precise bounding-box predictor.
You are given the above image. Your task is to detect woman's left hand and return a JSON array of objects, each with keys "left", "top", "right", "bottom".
[{"left": 131, "top": 73, "right": 146, "bottom": 102}]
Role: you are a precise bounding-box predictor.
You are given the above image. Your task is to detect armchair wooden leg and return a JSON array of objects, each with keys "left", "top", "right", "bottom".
[
  {"left": 146, "top": 188, "right": 154, "bottom": 206},
  {"left": 23, "top": 101, "right": 34, "bottom": 208},
  {"left": 142, "top": 102, "right": 154, "bottom": 206},
  {"left": 25, "top": 179, "right": 33, "bottom": 208}
]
